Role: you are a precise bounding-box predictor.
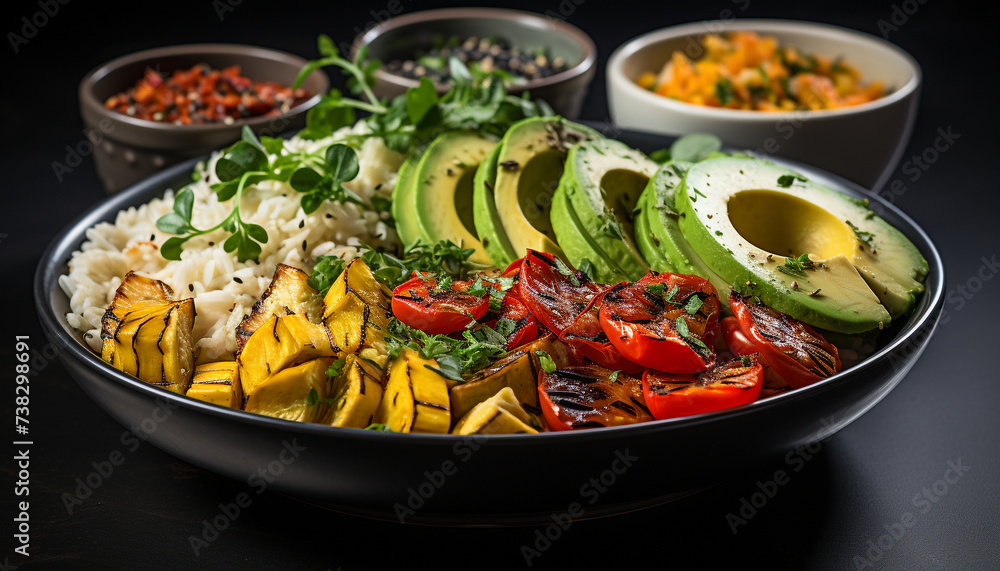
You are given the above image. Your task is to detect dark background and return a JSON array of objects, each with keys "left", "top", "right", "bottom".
[{"left": 3, "top": 0, "right": 998, "bottom": 569}]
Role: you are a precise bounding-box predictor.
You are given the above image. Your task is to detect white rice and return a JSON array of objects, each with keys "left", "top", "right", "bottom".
[{"left": 59, "top": 122, "right": 403, "bottom": 360}]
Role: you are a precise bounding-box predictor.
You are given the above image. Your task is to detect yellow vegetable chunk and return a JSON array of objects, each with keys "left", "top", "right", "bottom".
[
  {"left": 236, "top": 264, "right": 323, "bottom": 353},
  {"left": 101, "top": 271, "right": 173, "bottom": 340},
  {"left": 322, "top": 259, "right": 392, "bottom": 356},
  {"left": 187, "top": 361, "right": 242, "bottom": 409},
  {"left": 322, "top": 354, "right": 384, "bottom": 429},
  {"left": 102, "top": 298, "right": 196, "bottom": 394},
  {"left": 450, "top": 335, "right": 568, "bottom": 421},
  {"left": 244, "top": 358, "right": 334, "bottom": 423},
  {"left": 452, "top": 387, "right": 538, "bottom": 435},
  {"left": 375, "top": 348, "right": 451, "bottom": 434},
  {"left": 237, "top": 313, "right": 338, "bottom": 397}
]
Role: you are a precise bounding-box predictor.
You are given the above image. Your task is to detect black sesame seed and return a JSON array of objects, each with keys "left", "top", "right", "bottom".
[
  {"left": 150, "top": 234, "right": 155, "bottom": 241},
  {"left": 298, "top": 219, "right": 305, "bottom": 229},
  {"left": 233, "top": 277, "right": 243, "bottom": 284},
  {"left": 208, "top": 241, "right": 214, "bottom": 246},
  {"left": 302, "top": 240, "right": 308, "bottom": 251},
  {"left": 375, "top": 183, "right": 382, "bottom": 190},
  {"left": 188, "top": 284, "right": 194, "bottom": 292}
]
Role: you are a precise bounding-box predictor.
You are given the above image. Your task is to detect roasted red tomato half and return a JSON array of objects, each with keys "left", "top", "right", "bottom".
[
  {"left": 642, "top": 355, "right": 764, "bottom": 420},
  {"left": 538, "top": 365, "right": 654, "bottom": 431},
  {"left": 598, "top": 271, "right": 721, "bottom": 373},
  {"left": 498, "top": 291, "right": 539, "bottom": 350},
  {"left": 559, "top": 290, "right": 645, "bottom": 375},
  {"left": 517, "top": 250, "right": 604, "bottom": 334},
  {"left": 501, "top": 258, "right": 524, "bottom": 278},
  {"left": 391, "top": 274, "right": 489, "bottom": 334},
  {"left": 729, "top": 292, "right": 841, "bottom": 389}
]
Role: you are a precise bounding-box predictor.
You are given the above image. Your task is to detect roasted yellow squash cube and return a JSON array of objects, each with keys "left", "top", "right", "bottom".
[
  {"left": 237, "top": 313, "right": 338, "bottom": 397},
  {"left": 244, "top": 358, "right": 334, "bottom": 423},
  {"left": 322, "top": 354, "right": 384, "bottom": 429},
  {"left": 101, "top": 298, "right": 196, "bottom": 394},
  {"left": 236, "top": 264, "right": 323, "bottom": 353},
  {"left": 452, "top": 387, "right": 538, "bottom": 435},
  {"left": 375, "top": 348, "right": 451, "bottom": 434},
  {"left": 186, "top": 361, "right": 242, "bottom": 408},
  {"left": 322, "top": 259, "right": 392, "bottom": 356}
]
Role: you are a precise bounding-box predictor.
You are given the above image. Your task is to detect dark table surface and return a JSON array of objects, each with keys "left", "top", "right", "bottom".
[{"left": 3, "top": 0, "right": 997, "bottom": 568}]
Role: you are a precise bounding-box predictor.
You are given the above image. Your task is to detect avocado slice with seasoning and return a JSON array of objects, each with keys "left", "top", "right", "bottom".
[
  {"left": 403, "top": 130, "right": 497, "bottom": 266},
  {"left": 676, "top": 156, "right": 927, "bottom": 333},
  {"left": 472, "top": 116, "right": 601, "bottom": 267},
  {"left": 551, "top": 137, "right": 658, "bottom": 283},
  {"left": 636, "top": 159, "right": 732, "bottom": 303},
  {"left": 391, "top": 154, "right": 420, "bottom": 247}
]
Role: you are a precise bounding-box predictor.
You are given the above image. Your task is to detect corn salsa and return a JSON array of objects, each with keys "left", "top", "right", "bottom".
[{"left": 637, "top": 32, "right": 885, "bottom": 111}]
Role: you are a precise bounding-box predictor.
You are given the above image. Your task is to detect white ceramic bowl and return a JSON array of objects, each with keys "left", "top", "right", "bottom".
[{"left": 607, "top": 19, "right": 921, "bottom": 190}]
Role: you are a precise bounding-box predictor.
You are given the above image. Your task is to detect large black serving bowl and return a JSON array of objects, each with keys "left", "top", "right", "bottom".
[{"left": 35, "top": 127, "right": 944, "bottom": 525}]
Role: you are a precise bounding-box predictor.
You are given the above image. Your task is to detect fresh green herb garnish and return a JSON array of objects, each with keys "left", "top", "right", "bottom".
[
  {"left": 776, "top": 174, "right": 806, "bottom": 188},
  {"left": 675, "top": 316, "right": 711, "bottom": 358},
  {"left": 646, "top": 282, "right": 666, "bottom": 296},
  {"left": 385, "top": 318, "right": 506, "bottom": 377},
  {"left": 577, "top": 258, "right": 596, "bottom": 281},
  {"left": 493, "top": 317, "right": 518, "bottom": 338},
  {"left": 664, "top": 284, "right": 682, "bottom": 305},
  {"left": 535, "top": 350, "right": 557, "bottom": 373},
  {"left": 670, "top": 133, "right": 722, "bottom": 162},
  {"left": 846, "top": 220, "right": 877, "bottom": 251},
  {"left": 740, "top": 354, "right": 753, "bottom": 367},
  {"left": 326, "top": 357, "right": 346, "bottom": 378},
  {"left": 598, "top": 213, "right": 624, "bottom": 240},
  {"left": 649, "top": 148, "right": 672, "bottom": 164},
  {"left": 157, "top": 127, "right": 274, "bottom": 262},
  {"left": 685, "top": 295, "right": 704, "bottom": 315},
  {"left": 307, "top": 256, "right": 348, "bottom": 295},
  {"left": 361, "top": 240, "right": 476, "bottom": 289},
  {"left": 294, "top": 35, "right": 552, "bottom": 152},
  {"left": 715, "top": 77, "right": 734, "bottom": 106},
  {"left": 608, "top": 370, "right": 620, "bottom": 383},
  {"left": 363, "top": 423, "right": 393, "bottom": 432},
  {"left": 290, "top": 143, "right": 363, "bottom": 214},
  {"left": 551, "top": 255, "right": 581, "bottom": 287},
  {"left": 777, "top": 252, "right": 815, "bottom": 278}
]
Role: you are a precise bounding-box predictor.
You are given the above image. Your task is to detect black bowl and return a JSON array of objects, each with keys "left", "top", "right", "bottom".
[{"left": 35, "top": 127, "right": 944, "bottom": 525}]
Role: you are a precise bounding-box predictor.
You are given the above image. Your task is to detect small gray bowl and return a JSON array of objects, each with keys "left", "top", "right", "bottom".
[
  {"left": 353, "top": 8, "right": 597, "bottom": 119},
  {"left": 79, "top": 44, "right": 329, "bottom": 194}
]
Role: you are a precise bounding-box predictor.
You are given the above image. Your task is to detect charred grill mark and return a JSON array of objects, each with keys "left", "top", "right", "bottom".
[
  {"left": 547, "top": 390, "right": 583, "bottom": 399},
  {"left": 359, "top": 303, "right": 371, "bottom": 346},
  {"left": 131, "top": 313, "right": 159, "bottom": 378},
  {"left": 555, "top": 399, "right": 594, "bottom": 412},
  {"left": 630, "top": 396, "right": 652, "bottom": 417},
  {"left": 572, "top": 300, "right": 588, "bottom": 313},
  {"left": 641, "top": 289, "right": 666, "bottom": 309},
  {"left": 272, "top": 317, "right": 281, "bottom": 343},
  {"left": 529, "top": 250, "right": 558, "bottom": 267},
  {"left": 356, "top": 363, "right": 366, "bottom": 395},
  {"left": 718, "top": 380, "right": 754, "bottom": 388},
  {"left": 415, "top": 400, "right": 449, "bottom": 411},
  {"left": 157, "top": 305, "right": 176, "bottom": 356},
  {"left": 195, "top": 379, "right": 233, "bottom": 385},
  {"left": 522, "top": 403, "right": 542, "bottom": 416},
  {"left": 610, "top": 400, "right": 638, "bottom": 416},
  {"left": 536, "top": 292, "right": 557, "bottom": 302},
  {"left": 553, "top": 369, "right": 601, "bottom": 383}
]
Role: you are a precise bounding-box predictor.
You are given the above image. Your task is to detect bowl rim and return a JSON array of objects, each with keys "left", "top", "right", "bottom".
[
  {"left": 78, "top": 43, "right": 329, "bottom": 133},
  {"left": 607, "top": 18, "right": 922, "bottom": 121},
  {"left": 352, "top": 7, "right": 598, "bottom": 93},
  {"left": 34, "top": 129, "right": 944, "bottom": 445}
]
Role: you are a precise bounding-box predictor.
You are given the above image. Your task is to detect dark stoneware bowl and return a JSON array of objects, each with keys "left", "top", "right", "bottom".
[
  {"left": 36, "top": 127, "right": 943, "bottom": 525},
  {"left": 79, "top": 44, "right": 329, "bottom": 194},
  {"left": 353, "top": 8, "right": 597, "bottom": 119}
]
